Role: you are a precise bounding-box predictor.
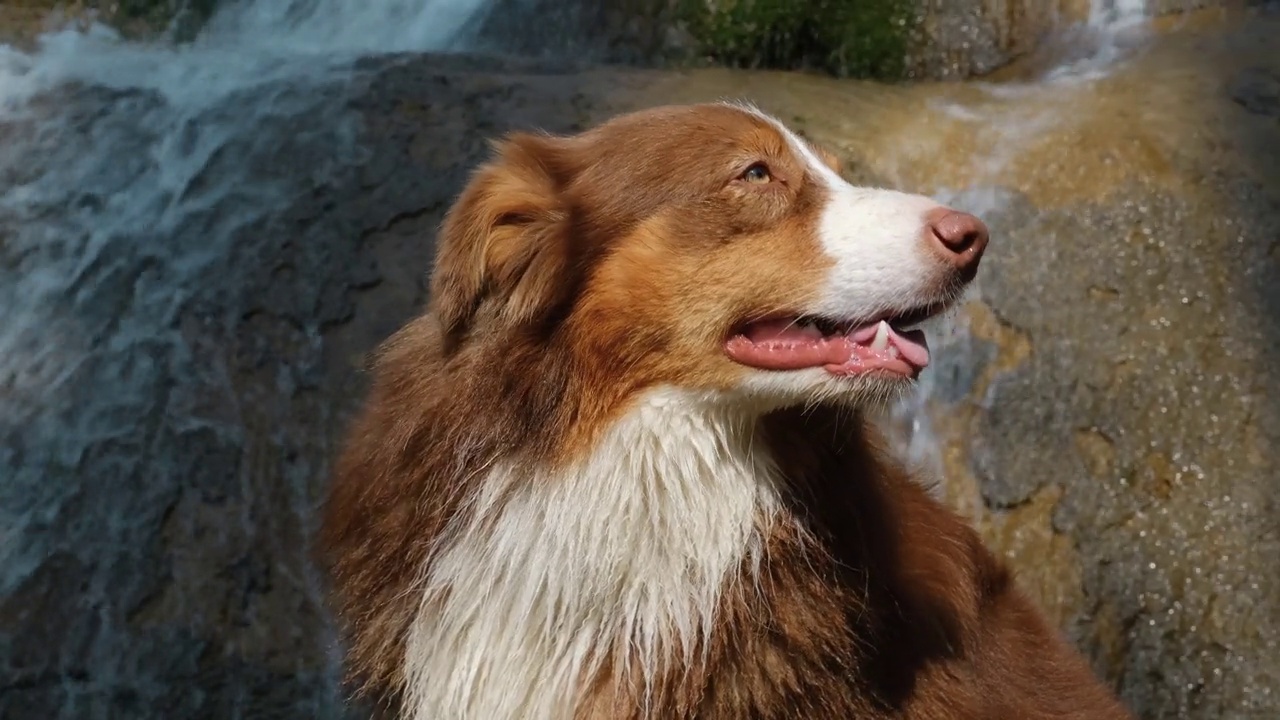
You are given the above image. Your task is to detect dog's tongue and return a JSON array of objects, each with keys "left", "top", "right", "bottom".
[
  {"left": 727, "top": 319, "right": 930, "bottom": 376},
  {"left": 734, "top": 319, "right": 838, "bottom": 369},
  {"left": 895, "top": 329, "right": 929, "bottom": 367},
  {"left": 848, "top": 322, "right": 930, "bottom": 369}
]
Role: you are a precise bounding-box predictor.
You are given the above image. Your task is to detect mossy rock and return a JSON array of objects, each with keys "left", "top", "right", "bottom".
[{"left": 677, "top": 0, "right": 914, "bottom": 79}]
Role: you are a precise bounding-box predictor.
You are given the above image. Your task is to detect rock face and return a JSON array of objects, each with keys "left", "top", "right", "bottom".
[
  {"left": 1, "top": 8, "right": 1277, "bottom": 720},
  {"left": 468, "top": 0, "right": 684, "bottom": 65},
  {"left": 903, "top": 0, "right": 1093, "bottom": 79}
]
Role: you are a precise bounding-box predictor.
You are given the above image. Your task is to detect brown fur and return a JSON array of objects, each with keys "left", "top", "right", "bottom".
[{"left": 320, "top": 103, "right": 1133, "bottom": 719}]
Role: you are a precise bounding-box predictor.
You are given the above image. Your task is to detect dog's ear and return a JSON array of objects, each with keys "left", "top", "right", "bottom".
[{"left": 429, "top": 132, "right": 575, "bottom": 351}]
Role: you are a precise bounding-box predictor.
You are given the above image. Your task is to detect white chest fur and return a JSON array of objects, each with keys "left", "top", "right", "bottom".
[{"left": 402, "top": 389, "right": 782, "bottom": 720}]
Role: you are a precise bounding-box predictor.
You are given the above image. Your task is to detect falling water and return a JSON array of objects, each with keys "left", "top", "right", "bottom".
[{"left": 0, "top": 0, "right": 507, "bottom": 410}]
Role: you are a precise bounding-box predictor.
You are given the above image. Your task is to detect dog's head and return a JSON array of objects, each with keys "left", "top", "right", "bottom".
[{"left": 429, "top": 103, "right": 988, "bottom": 411}]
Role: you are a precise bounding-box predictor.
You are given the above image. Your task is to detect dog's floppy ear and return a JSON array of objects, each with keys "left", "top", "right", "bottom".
[{"left": 429, "top": 131, "right": 575, "bottom": 351}]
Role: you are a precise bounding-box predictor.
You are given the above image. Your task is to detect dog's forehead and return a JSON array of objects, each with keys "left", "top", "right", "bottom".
[
  {"left": 609, "top": 103, "right": 772, "bottom": 135},
  {"left": 584, "top": 104, "right": 796, "bottom": 163},
  {"left": 555, "top": 103, "right": 847, "bottom": 223}
]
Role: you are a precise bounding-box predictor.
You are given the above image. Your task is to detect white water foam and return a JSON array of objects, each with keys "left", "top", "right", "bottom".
[
  {"left": 202, "top": 0, "right": 496, "bottom": 55},
  {"left": 1047, "top": 0, "right": 1151, "bottom": 81},
  {"left": 1, "top": 0, "right": 496, "bottom": 108}
]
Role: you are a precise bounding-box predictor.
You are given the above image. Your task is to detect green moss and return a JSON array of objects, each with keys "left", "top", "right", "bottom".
[{"left": 677, "top": 0, "right": 913, "bottom": 79}]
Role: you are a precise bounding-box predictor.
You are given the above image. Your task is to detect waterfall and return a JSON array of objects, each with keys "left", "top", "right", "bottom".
[{"left": 0, "top": 0, "right": 511, "bottom": 421}]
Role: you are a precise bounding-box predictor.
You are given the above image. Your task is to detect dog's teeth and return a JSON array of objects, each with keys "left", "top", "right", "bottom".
[
  {"left": 870, "top": 320, "right": 890, "bottom": 351},
  {"left": 888, "top": 346, "right": 901, "bottom": 358}
]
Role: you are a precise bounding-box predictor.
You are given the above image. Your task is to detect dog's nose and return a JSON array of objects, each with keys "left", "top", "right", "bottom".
[{"left": 925, "top": 208, "right": 989, "bottom": 277}]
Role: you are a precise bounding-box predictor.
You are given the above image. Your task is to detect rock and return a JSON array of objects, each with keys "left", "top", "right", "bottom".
[
  {"left": 1231, "top": 66, "right": 1280, "bottom": 117},
  {"left": 903, "top": 0, "right": 1089, "bottom": 79},
  {"left": 2, "top": 8, "right": 1278, "bottom": 720},
  {"left": 467, "top": 0, "right": 685, "bottom": 66}
]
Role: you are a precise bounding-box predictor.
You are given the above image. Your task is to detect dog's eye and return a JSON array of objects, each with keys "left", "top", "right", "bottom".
[{"left": 740, "top": 163, "right": 772, "bottom": 184}]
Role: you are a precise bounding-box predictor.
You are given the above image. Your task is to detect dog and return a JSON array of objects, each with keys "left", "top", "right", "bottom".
[{"left": 320, "top": 102, "right": 1134, "bottom": 720}]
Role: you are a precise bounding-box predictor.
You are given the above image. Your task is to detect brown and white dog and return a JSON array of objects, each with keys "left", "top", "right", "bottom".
[{"left": 321, "top": 103, "right": 1133, "bottom": 720}]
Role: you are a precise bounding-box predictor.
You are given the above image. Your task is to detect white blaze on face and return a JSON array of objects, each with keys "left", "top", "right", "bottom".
[
  {"left": 737, "top": 104, "right": 947, "bottom": 322},
  {"left": 812, "top": 181, "right": 945, "bottom": 320}
]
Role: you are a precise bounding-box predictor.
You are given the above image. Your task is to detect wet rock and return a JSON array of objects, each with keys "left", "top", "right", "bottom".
[
  {"left": 468, "top": 0, "right": 687, "bottom": 66},
  {"left": 903, "top": 0, "right": 1090, "bottom": 79},
  {"left": 1231, "top": 66, "right": 1280, "bottom": 117}
]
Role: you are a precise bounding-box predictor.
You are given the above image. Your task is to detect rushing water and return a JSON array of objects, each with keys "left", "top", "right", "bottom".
[
  {"left": 0, "top": 0, "right": 509, "bottom": 421},
  {"left": 1, "top": 0, "right": 1216, "bottom": 717}
]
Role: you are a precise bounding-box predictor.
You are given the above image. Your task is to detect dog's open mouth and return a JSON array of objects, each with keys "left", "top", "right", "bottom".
[{"left": 725, "top": 306, "right": 938, "bottom": 378}]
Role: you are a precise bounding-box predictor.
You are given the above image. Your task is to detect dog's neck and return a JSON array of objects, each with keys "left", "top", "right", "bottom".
[{"left": 402, "top": 387, "right": 784, "bottom": 720}]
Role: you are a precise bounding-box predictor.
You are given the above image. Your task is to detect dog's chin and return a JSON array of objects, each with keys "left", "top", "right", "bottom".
[{"left": 718, "top": 367, "right": 917, "bottom": 417}]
